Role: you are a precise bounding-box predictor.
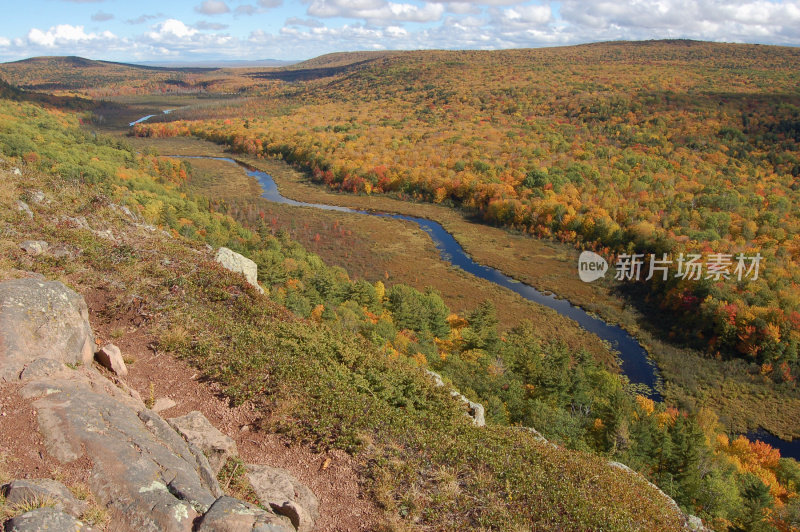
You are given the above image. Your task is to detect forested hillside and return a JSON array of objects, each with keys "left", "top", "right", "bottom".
[
  {"left": 0, "top": 56, "right": 248, "bottom": 97},
  {"left": 2, "top": 62, "right": 800, "bottom": 529},
  {"left": 131, "top": 41, "right": 800, "bottom": 379}
]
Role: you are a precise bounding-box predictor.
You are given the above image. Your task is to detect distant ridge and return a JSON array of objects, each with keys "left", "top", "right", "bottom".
[
  {"left": 3, "top": 55, "right": 219, "bottom": 73},
  {"left": 284, "top": 51, "right": 400, "bottom": 70},
  {"left": 135, "top": 59, "right": 299, "bottom": 68}
]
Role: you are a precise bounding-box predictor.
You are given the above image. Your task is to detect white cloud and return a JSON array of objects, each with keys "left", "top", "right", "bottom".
[
  {"left": 147, "top": 19, "right": 199, "bottom": 40},
  {"left": 3, "top": 0, "right": 800, "bottom": 63},
  {"left": 559, "top": 0, "right": 800, "bottom": 41},
  {"left": 386, "top": 25, "right": 409, "bottom": 37},
  {"left": 195, "top": 0, "right": 231, "bottom": 15},
  {"left": 234, "top": 0, "right": 282, "bottom": 16},
  {"left": 307, "top": 0, "right": 445, "bottom": 25},
  {"left": 26, "top": 25, "right": 115, "bottom": 48},
  {"left": 428, "top": 0, "right": 525, "bottom": 4},
  {"left": 443, "top": 3, "right": 483, "bottom": 15},
  {"left": 497, "top": 4, "right": 551, "bottom": 27}
]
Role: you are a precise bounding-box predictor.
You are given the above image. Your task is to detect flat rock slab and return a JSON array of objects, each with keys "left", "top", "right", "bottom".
[
  {"left": 26, "top": 375, "right": 221, "bottom": 532},
  {"left": 3, "top": 507, "right": 94, "bottom": 531},
  {"left": 152, "top": 397, "right": 177, "bottom": 413},
  {"left": 246, "top": 465, "right": 319, "bottom": 532},
  {"left": 2, "top": 478, "right": 88, "bottom": 517},
  {"left": 0, "top": 279, "right": 95, "bottom": 381},
  {"left": 168, "top": 411, "right": 238, "bottom": 474}
]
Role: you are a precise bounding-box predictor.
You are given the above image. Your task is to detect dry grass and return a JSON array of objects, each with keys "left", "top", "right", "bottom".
[
  {"left": 0, "top": 169, "right": 18, "bottom": 207},
  {"left": 158, "top": 325, "right": 190, "bottom": 353},
  {"left": 0, "top": 494, "right": 57, "bottom": 522},
  {"left": 69, "top": 484, "right": 111, "bottom": 530}
]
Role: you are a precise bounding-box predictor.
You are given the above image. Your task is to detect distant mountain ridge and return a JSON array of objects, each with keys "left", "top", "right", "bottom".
[
  {"left": 3, "top": 55, "right": 221, "bottom": 73},
  {"left": 135, "top": 59, "right": 299, "bottom": 68}
]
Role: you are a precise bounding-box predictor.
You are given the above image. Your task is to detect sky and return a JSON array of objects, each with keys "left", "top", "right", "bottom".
[{"left": 1, "top": 0, "right": 799, "bottom": 63}]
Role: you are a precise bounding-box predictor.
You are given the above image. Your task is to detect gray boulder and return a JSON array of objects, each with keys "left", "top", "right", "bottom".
[
  {"left": 168, "top": 411, "right": 238, "bottom": 474},
  {"left": 3, "top": 507, "right": 93, "bottom": 531},
  {"left": 15, "top": 201, "right": 33, "bottom": 220},
  {"left": 195, "top": 496, "right": 294, "bottom": 532},
  {"left": 246, "top": 465, "right": 319, "bottom": 532},
  {"left": 1, "top": 479, "right": 88, "bottom": 517},
  {"left": 95, "top": 343, "right": 128, "bottom": 377},
  {"left": 62, "top": 216, "right": 90, "bottom": 229},
  {"left": 215, "top": 247, "right": 264, "bottom": 294},
  {"left": 464, "top": 399, "right": 485, "bottom": 427},
  {"left": 19, "top": 241, "right": 49, "bottom": 256},
  {"left": 28, "top": 190, "right": 46, "bottom": 204},
  {"left": 0, "top": 279, "right": 95, "bottom": 380}
]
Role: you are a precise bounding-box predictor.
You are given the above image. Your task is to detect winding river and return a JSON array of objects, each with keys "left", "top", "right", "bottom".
[
  {"left": 129, "top": 110, "right": 796, "bottom": 459},
  {"left": 180, "top": 156, "right": 664, "bottom": 399}
]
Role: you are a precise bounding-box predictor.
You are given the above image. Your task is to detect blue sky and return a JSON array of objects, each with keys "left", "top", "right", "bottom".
[{"left": 1, "top": 0, "right": 798, "bottom": 62}]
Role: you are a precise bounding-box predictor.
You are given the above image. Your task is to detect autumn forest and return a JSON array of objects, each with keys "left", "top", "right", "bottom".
[{"left": 1, "top": 39, "right": 800, "bottom": 531}]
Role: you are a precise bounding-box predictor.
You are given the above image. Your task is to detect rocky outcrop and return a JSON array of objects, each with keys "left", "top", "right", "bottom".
[
  {"left": 247, "top": 465, "right": 320, "bottom": 532},
  {"left": 0, "top": 279, "right": 95, "bottom": 381},
  {"left": 215, "top": 247, "right": 264, "bottom": 294},
  {"left": 26, "top": 378, "right": 215, "bottom": 530},
  {"left": 426, "top": 370, "right": 486, "bottom": 427},
  {"left": 3, "top": 507, "right": 95, "bottom": 532},
  {"left": 0, "top": 278, "right": 306, "bottom": 532},
  {"left": 168, "top": 411, "right": 239, "bottom": 474},
  {"left": 1, "top": 479, "right": 88, "bottom": 517}
]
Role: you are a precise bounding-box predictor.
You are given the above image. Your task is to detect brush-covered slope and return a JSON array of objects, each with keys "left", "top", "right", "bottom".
[
  {"left": 0, "top": 87, "right": 699, "bottom": 531},
  {"left": 0, "top": 56, "right": 224, "bottom": 96}
]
